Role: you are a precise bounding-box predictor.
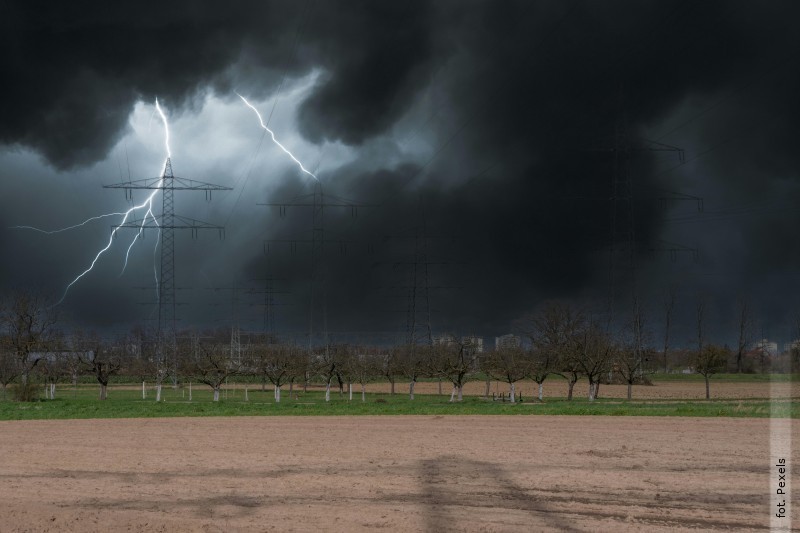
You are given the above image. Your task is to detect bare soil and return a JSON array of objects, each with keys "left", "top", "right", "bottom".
[
  {"left": 366, "top": 379, "right": 799, "bottom": 400},
  {"left": 0, "top": 416, "right": 796, "bottom": 532}
]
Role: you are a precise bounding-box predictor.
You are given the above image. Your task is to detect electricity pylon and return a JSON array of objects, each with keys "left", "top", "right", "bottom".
[
  {"left": 106, "top": 158, "right": 231, "bottom": 378},
  {"left": 259, "top": 181, "right": 373, "bottom": 351},
  {"left": 589, "top": 99, "right": 686, "bottom": 326}
]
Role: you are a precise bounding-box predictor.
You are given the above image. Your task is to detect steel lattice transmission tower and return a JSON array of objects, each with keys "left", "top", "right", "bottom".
[
  {"left": 260, "top": 181, "right": 373, "bottom": 350},
  {"left": 373, "top": 199, "right": 462, "bottom": 349},
  {"left": 590, "top": 92, "right": 686, "bottom": 326},
  {"left": 406, "top": 205, "right": 433, "bottom": 347},
  {"left": 105, "top": 158, "right": 231, "bottom": 375}
]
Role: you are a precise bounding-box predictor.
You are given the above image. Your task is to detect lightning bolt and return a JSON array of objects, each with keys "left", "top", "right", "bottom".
[
  {"left": 236, "top": 92, "right": 319, "bottom": 181},
  {"left": 10, "top": 213, "right": 128, "bottom": 234},
  {"left": 51, "top": 98, "right": 171, "bottom": 305}
]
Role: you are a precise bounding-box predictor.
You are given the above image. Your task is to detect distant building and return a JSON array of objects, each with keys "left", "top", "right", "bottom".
[
  {"left": 495, "top": 334, "right": 521, "bottom": 350},
  {"left": 783, "top": 340, "right": 800, "bottom": 353},
  {"left": 432, "top": 333, "right": 458, "bottom": 346},
  {"left": 461, "top": 336, "right": 484, "bottom": 354},
  {"left": 752, "top": 339, "right": 778, "bottom": 357},
  {"left": 462, "top": 335, "right": 484, "bottom": 370}
]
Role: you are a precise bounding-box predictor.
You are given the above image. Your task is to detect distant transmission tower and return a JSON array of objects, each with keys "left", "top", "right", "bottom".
[
  {"left": 374, "top": 198, "right": 462, "bottom": 348},
  {"left": 106, "top": 158, "right": 231, "bottom": 377},
  {"left": 592, "top": 93, "right": 688, "bottom": 326},
  {"left": 260, "top": 181, "right": 372, "bottom": 350},
  {"left": 406, "top": 202, "right": 433, "bottom": 346},
  {"left": 249, "top": 267, "right": 290, "bottom": 341}
]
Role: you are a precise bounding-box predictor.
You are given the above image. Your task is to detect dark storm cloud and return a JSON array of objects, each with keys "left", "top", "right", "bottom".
[
  {"left": 0, "top": 0, "right": 435, "bottom": 168},
  {"left": 3, "top": 0, "right": 800, "bottom": 340}
]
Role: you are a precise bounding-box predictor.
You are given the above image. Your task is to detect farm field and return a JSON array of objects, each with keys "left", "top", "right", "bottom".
[
  {"left": 0, "top": 415, "right": 796, "bottom": 532},
  {"left": 1, "top": 375, "right": 798, "bottom": 420},
  {"left": 365, "top": 375, "right": 800, "bottom": 400}
]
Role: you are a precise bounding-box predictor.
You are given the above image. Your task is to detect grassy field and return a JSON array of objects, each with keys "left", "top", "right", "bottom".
[{"left": 0, "top": 382, "right": 796, "bottom": 420}]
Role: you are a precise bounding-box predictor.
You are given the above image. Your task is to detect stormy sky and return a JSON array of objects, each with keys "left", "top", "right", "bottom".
[{"left": 2, "top": 0, "right": 799, "bottom": 347}]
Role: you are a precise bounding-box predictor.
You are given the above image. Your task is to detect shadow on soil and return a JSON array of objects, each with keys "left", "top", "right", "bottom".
[{"left": 418, "top": 455, "right": 580, "bottom": 532}]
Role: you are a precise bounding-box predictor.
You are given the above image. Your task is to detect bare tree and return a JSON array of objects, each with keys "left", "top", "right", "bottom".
[
  {"left": 186, "top": 333, "right": 240, "bottom": 401},
  {"left": 397, "top": 344, "right": 425, "bottom": 400},
  {"left": 560, "top": 352, "right": 582, "bottom": 401},
  {"left": 254, "top": 342, "right": 299, "bottom": 402},
  {"left": 616, "top": 345, "right": 656, "bottom": 401},
  {"left": 431, "top": 342, "right": 472, "bottom": 402},
  {"left": 662, "top": 288, "right": 675, "bottom": 373},
  {"left": 792, "top": 314, "right": 800, "bottom": 373},
  {"left": 616, "top": 298, "right": 652, "bottom": 400},
  {"left": 337, "top": 345, "right": 357, "bottom": 400},
  {"left": 0, "top": 345, "right": 20, "bottom": 399},
  {"left": 77, "top": 334, "right": 121, "bottom": 400},
  {"left": 519, "top": 301, "right": 585, "bottom": 400},
  {"left": 38, "top": 351, "right": 66, "bottom": 400},
  {"left": 0, "top": 290, "right": 58, "bottom": 385},
  {"left": 485, "top": 346, "right": 527, "bottom": 403},
  {"left": 289, "top": 347, "right": 310, "bottom": 397},
  {"left": 734, "top": 298, "right": 753, "bottom": 373},
  {"left": 381, "top": 348, "right": 400, "bottom": 395},
  {"left": 573, "top": 323, "right": 616, "bottom": 401},
  {"left": 693, "top": 344, "right": 729, "bottom": 399},
  {"left": 696, "top": 297, "right": 706, "bottom": 355},
  {"left": 344, "top": 346, "right": 381, "bottom": 402},
  {"left": 527, "top": 347, "right": 555, "bottom": 402}
]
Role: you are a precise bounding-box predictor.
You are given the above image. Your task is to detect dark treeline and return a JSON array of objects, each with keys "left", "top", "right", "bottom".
[{"left": 0, "top": 290, "right": 797, "bottom": 402}]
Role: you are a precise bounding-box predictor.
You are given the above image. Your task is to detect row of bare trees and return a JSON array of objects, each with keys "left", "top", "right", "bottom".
[{"left": 0, "top": 290, "right": 793, "bottom": 402}]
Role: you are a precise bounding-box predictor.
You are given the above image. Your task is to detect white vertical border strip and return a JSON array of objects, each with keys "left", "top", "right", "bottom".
[{"left": 770, "top": 376, "right": 792, "bottom": 531}]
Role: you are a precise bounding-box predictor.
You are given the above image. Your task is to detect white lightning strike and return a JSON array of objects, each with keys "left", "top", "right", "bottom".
[
  {"left": 119, "top": 98, "right": 169, "bottom": 275},
  {"left": 236, "top": 92, "right": 319, "bottom": 181},
  {"left": 10, "top": 212, "right": 128, "bottom": 234},
  {"left": 53, "top": 98, "right": 171, "bottom": 305}
]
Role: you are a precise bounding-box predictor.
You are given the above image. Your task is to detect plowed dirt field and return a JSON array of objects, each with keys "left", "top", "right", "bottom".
[{"left": 0, "top": 416, "right": 796, "bottom": 531}]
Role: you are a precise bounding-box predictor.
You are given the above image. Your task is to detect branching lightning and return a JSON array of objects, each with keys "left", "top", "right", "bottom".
[
  {"left": 236, "top": 92, "right": 319, "bottom": 181},
  {"left": 47, "top": 98, "right": 171, "bottom": 305},
  {"left": 10, "top": 212, "right": 128, "bottom": 234}
]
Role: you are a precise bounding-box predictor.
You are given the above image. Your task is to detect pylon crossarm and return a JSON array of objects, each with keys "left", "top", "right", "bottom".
[{"left": 105, "top": 177, "right": 232, "bottom": 190}]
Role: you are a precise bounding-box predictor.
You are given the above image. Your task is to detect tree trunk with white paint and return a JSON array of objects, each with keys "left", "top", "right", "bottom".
[
  {"left": 156, "top": 384, "right": 162, "bottom": 402},
  {"left": 361, "top": 383, "right": 366, "bottom": 402},
  {"left": 449, "top": 386, "right": 456, "bottom": 402},
  {"left": 509, "top": 382, "right": 516, "bottom": 403},
  {"left": 457, "top": 384, "right": 463, "bottom": 402},
  {"left": 325, "top": 379, "right": 331, "bottom": 402},
  {"left": 275, "top": 385, "right": 281, "bottom": 403},
  {"left": 409, "top": 379, "right": 416, "bottom": 400},
  {"left": 50, "top": 383, "right": 56, "bottom": 399},
  {"left": 348, "top": 382, "right": 353, "bottom": 401},
  {"left": 538, "top": 382, "right": 544, "bottom": 401},
  {"left": 213, "top": 387, "right": 220, "bottom": 402}
]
